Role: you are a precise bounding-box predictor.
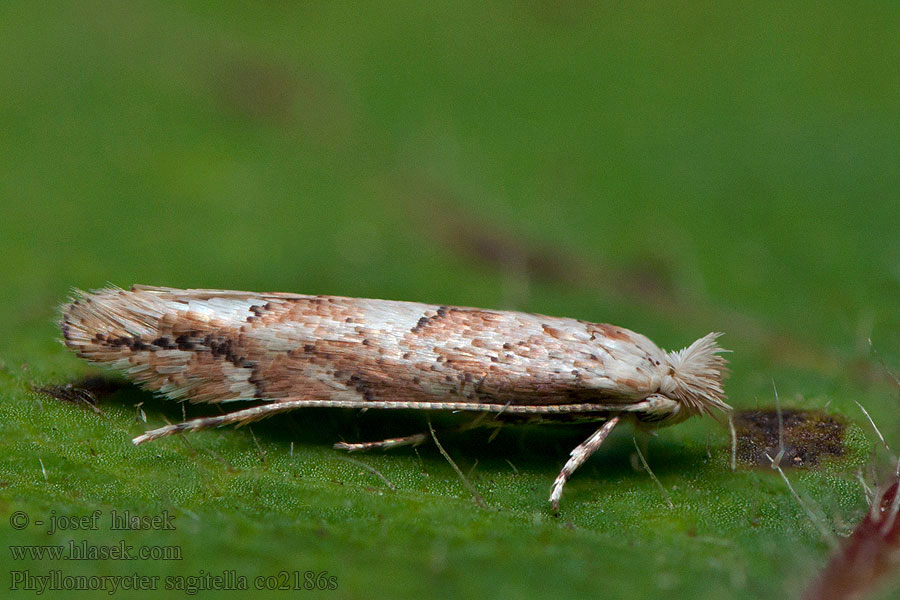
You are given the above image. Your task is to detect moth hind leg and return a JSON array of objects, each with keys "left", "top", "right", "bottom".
[
  {"left": 549, "top": 415, "right": 621, "bottom": 512},
  {"left": 334, "top": 433, "right": 428, "bottom": 452},
  {"left": 333, "top": 413, "right": 492, "bottom": 453}
]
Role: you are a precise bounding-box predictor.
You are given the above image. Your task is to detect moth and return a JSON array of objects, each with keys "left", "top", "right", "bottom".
[{"left": 60, "top": 285, "right": 730, "bottom": 509}]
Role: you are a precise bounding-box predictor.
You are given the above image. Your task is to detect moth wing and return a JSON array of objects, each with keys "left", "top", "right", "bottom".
[
  {"left": 131, "top": 284, "right": 310, "bottom": 301},
  {"left": 61, "top": 286, "right": 298, "bottom": 404}
]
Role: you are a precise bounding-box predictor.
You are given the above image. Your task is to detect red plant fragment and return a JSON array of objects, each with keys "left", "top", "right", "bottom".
[{"left": 804, "top": 479, "right": 900, "bottom": 600}]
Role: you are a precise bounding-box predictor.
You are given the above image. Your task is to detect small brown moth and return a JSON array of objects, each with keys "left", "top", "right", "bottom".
[{"left": 60, "top": 285, "right": 730, "bottom": 509}]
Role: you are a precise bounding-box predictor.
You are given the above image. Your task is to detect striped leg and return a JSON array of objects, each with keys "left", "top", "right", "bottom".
[
  {"left": 549, "top": 416, "right": 621, "bottom": 511},
  {"left": 131, "top": 401, "right": 305, "bottom": 445},
  {"left": 334, "top": 433, "right": 428, "bottom": 452},
  {"left": 333, "top": 412, "right": 493, "bottom": 453}
]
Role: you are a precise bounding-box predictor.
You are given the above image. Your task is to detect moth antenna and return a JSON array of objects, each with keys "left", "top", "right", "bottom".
[{"left": 665, "top": 332, "right": 731, "bottom": 418}]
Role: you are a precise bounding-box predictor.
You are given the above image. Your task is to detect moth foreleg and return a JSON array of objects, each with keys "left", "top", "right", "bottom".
[
  {"left": 549, "top": 415, "right": 621, "bottom": 512},
  {"left": 333, "top": 433, "right": 428, "bottom": 452}
]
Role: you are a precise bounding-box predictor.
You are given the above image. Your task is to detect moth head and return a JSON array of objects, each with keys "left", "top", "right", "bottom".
[{"left": 660, "top": 332, "right": 730, "bottom": 419}]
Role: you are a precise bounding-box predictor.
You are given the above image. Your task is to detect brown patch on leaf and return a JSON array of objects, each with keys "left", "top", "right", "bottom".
[
  {"left": 214, "top": 58, "right": 353, "bottom": 143},
  {"left": 803, "top": 479, "right": 900, "bottom": 600},
  {"left": 216, "top": 58, "right": 297, "bottom": 123},
  {"left": 31, "top": 376, "right": 125, "bottom": 414},
  {"left": 444, "top": 215, "right": 590, "bottom": 288},
  {"left": 405, "top": 188, "right": 678, "bottom": 312},
  {"left": 733, "top": 409, "right": 845, "bottom": 467}
]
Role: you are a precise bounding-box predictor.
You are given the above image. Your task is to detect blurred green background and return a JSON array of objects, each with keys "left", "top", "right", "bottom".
[{"left": 2, "top": 2, "right": 900, "bottom": 598}]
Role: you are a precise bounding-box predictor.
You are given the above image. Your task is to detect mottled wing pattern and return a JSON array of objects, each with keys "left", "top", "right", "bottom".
[
  {"left": 61, "top": 285, "right": 730, "bottom": 509},
  {"left": 61, "top": 285, "right": 670, "bottom": 408}
]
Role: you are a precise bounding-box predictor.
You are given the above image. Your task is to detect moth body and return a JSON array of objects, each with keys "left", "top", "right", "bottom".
[{"left": 61, "top": 285, "right": 729, "bottom": 509}]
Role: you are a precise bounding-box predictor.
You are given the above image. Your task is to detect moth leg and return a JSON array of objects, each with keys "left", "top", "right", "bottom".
[
  {"left": 334, "top": 433, "right": 427, "bottom": 452},
  {"left": 549, "top": 415, "right": 621, "bottom": 512},
  {"left": 333, "top": 413, "right": 491, "bottom": 453},
  {"left": 132, "top": 401, "right": 302, "bottom": 445}
]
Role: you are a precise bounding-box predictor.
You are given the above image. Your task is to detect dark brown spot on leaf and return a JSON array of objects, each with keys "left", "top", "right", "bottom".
[{"left": 733, "top": 409, "right": 846, "bottom": 467}]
